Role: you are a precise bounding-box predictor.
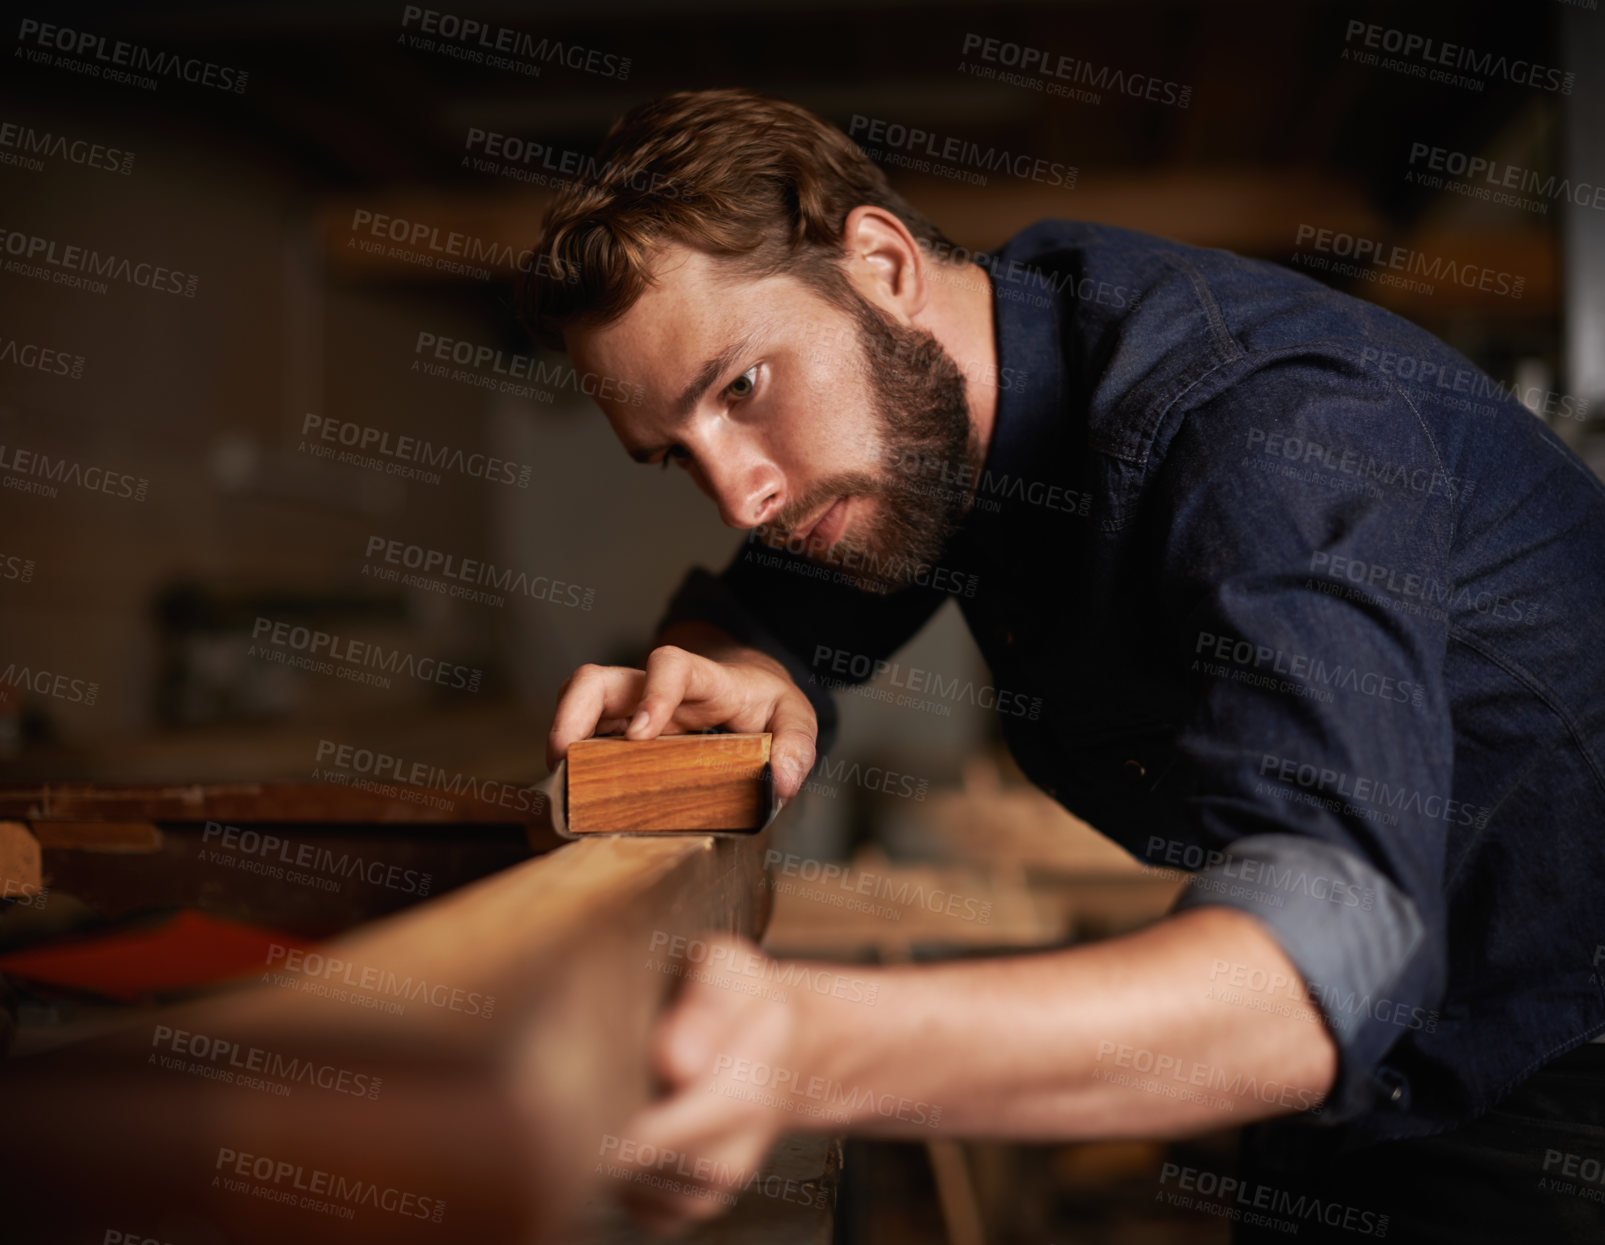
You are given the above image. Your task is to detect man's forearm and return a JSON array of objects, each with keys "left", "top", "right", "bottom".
[{"left": 790, "top": 906, "right": 1338, "bottom": 1141}]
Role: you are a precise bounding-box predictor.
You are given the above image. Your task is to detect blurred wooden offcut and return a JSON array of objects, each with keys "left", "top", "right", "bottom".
[{"left": 566, "top": 732, "right": 771, "bottom": 834}]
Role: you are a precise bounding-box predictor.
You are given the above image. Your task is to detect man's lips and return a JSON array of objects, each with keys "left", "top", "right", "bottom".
[{"left": 794, "top": 496, "right": 849, "bottom": 548}]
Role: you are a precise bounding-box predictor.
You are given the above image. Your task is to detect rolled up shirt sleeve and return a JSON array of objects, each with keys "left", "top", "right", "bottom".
[
  {"left": 655, "top": 536, "right": 950, "bottom": 756},
  {"left": 1147, "top": 350, "right": 1459, "bottom": 1123}
]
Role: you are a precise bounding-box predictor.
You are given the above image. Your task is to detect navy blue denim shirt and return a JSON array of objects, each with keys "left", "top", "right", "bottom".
[{"left": 656, "top": 219, "right": 1605, "bottom": 1148}]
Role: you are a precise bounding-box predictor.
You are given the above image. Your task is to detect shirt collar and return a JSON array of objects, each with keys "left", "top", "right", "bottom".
[{"left": 952, "top": 227, "right": 1071, "bottom": 547}]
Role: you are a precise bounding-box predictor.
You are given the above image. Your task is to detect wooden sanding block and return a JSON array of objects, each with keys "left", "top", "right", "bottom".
[{"left": 561, "top": 732, "right": 774, "bottom": 834}]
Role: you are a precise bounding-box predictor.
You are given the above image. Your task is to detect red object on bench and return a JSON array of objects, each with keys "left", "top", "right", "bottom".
[{"left": 0, "top": 909, "right": 316, "bottom": 1002}]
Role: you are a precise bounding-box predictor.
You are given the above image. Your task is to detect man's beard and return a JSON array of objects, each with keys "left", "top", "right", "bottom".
[{"left": 762, "top": 291, "right": 980, "bottom": 595}]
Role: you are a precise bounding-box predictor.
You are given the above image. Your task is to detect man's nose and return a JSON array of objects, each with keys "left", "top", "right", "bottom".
[{"left": 700, "top": 444, "right": 782, "bottom": 529}]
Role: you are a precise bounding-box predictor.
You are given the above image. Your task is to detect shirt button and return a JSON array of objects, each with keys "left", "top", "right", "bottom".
[
  {"left": 1375, "top": 1066, "right": 1410, "bottom": 1109},
  {"left": 1123, "top": 759, "right": 1147, "bottom": 781}
]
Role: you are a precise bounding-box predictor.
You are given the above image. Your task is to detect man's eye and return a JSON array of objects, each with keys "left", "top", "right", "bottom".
[{"left": 726, "top": 366, "right": 758, "bottom": 400}]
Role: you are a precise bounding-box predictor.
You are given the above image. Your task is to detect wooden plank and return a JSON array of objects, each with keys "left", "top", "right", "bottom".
[
  {"left": 0, "top": 815, "right": 778, "bottom": 1244},
  {"left": 0, "top": 820, "right": 42, "bottom": 900},
  {"left": 761, "top": 860, "right": 1067, "bottom": 958},
  {"left": 0, "top": 782, "right": 551, "bottom": 826},
  {"left": 29, "top": 821, "right": 536, "bottom": 938},
  {"left": 567, "top": 733, "right": 771, "bottom": 834},
  {"left": 28, "top": 819, "right": 163, "bottom": 852}
]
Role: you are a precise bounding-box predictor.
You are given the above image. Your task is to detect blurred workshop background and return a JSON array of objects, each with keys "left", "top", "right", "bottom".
[{"left": 2, "top": 1, "right": 1600, "bottom": 1241}]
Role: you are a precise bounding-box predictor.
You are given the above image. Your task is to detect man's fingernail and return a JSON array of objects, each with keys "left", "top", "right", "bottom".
[{"left": 629, "top": 709, "right": 649, "bottom": 733}]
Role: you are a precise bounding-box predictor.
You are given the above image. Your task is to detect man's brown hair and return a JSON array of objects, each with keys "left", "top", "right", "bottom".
[{"left": 516, "top": 88, "right": 958, "bottom": 351}]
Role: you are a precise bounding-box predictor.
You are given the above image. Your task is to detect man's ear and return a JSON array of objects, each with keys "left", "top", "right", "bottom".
[{"left": 840, "top": 205, "right": 929, "bottom": 323}]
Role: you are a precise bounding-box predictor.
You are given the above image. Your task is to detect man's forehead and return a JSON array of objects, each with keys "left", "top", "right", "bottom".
[
  {"left": 574, "top": 248, "right": 812, "bottom": 411},
  {"left": 613, "top": 248, "right": 752, "bottom": 355}
]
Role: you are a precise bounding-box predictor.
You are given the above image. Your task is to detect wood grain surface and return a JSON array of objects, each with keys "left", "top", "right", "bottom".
[
  {"left": 0, "top": 817, "right": 778, "bottom": 1243},
  {"left": 566, "top": 733, "right": 771, "bottom": 834}
]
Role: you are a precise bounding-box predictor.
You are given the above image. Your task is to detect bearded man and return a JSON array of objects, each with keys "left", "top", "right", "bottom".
[{"left": 520, "top": 88, "right": 1605, "bottom": 1242}]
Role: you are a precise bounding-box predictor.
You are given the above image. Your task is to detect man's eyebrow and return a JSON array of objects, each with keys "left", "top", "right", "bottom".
[
  {"left": 624, "top": 331, "right": 762, "bottom": 463},
  {"left": 671, "top": 331, "right": 761, "bottom": 420}
]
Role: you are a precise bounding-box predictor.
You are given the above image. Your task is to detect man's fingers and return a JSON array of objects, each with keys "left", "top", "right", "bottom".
[
  {"left": 653, "top": 955, "right": 766, "bottom": 1087},
  {"left": 615, "top": 1089, "right": 776, "bottom": 1199},
  {"left": 765, "top": 696, "right": 818, "bottom": 800},
  {"left": 546, "top": 664, "right": 645, "bottom": 769},
  {"left": 629, "top": 646, "right": 711, "bottom": 739},
  {"left": 549, "top": 645, "right": 815, "bottom": 778}
]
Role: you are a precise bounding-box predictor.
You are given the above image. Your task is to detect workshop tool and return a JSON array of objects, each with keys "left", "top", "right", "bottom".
[{"left": 543, "top": 731, "right": 782, "bottom": 836}]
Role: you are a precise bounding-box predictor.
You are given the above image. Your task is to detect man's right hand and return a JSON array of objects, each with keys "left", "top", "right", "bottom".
[{"left": 546, "top": 643, "right": 818, "bottom": 800}]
